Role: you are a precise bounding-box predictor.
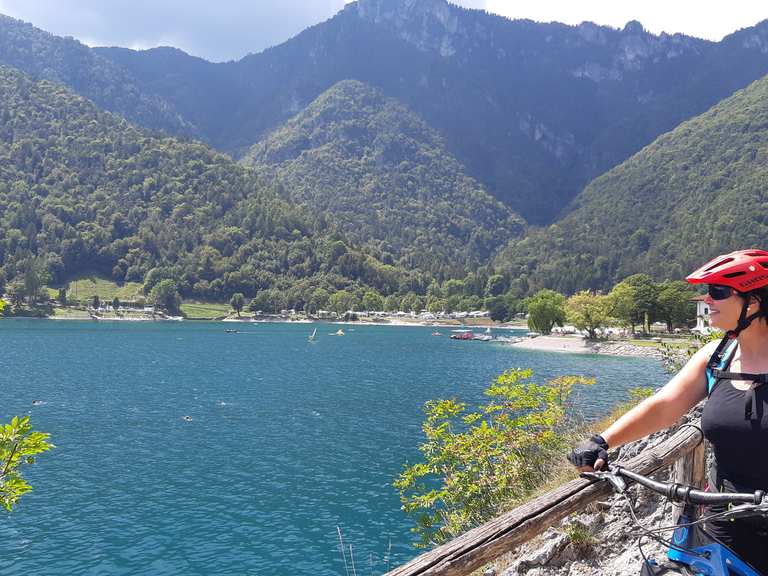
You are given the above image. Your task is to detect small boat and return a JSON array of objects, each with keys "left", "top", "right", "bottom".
[
  {"left": 309, "top": 328, "right": 317, "bottom": 342},
  {"left": 431, "top": 331, "right": 442, "bottom": 336},
  {"left": 450, "top": 329, "right": 474, "bottom": 340},
  {"left": 473, "top": 334, "right": 492, "bottom": 342},
  {"left": 225, "top": 329, "right": 238, "bottom": 334},
  {"left": 333, "top": 329, "right": 345, "bottom": 336}
]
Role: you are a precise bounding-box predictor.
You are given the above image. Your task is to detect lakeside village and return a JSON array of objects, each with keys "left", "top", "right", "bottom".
[{"left": 0, "top": 273, "right": 715, "bottom": 358}]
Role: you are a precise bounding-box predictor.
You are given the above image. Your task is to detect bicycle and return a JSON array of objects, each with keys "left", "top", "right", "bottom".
[{"left": 581, "top": 465, "right": 768, "bottom": 575}]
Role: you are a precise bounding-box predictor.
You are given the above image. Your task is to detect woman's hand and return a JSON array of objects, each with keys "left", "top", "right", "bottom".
[{"left": 568, "top": 435, "right": 609, "bottom": 471}]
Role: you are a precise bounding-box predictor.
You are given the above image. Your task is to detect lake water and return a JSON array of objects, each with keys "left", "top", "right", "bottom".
[{"left": 0, "top": 320, "right": 668, "bottom": 575}]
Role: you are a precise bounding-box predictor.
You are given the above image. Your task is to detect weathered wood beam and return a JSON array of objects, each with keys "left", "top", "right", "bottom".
[{"left": 386, "top": 422, "right": 704, "bottom": 576}]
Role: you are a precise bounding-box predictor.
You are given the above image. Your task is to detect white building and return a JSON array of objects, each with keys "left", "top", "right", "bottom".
[{"left": 691, "top": 295, "right": 710, "bottom": 333}]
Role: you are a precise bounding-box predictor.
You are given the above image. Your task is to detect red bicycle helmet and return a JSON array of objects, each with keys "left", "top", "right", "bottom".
[{"left": 686, "top": 249, "right": 768, "bottom": 292}]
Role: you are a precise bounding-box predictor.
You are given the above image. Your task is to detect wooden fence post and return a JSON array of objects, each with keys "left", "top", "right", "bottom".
[{"left": 671, "top": 438, "right": 706, "bottom": 525}]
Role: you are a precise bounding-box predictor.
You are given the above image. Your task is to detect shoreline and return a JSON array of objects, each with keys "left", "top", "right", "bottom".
[
  {"left": 19, "top": 315, "right": 665, "bottom": 360},
  {"left": 509, "top": 334, "right": 663, "bottom": 359}
]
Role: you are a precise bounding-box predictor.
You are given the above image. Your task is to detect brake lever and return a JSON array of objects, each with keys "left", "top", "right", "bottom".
[
  {"left": 580, "top": 469, "right": 628, "bottom": 493},
  {"left": 717, "top": 502, "right": 768, "bottom": 522}
]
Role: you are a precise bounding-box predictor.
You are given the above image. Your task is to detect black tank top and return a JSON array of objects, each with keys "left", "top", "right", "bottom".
[{"left": 702, "top": 359, "right": 768, "bottom": 489}]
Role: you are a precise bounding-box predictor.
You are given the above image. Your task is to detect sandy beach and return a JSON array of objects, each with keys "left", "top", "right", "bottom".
[{"left": 510, "top": 334, "right": 663, "bottom": 359}]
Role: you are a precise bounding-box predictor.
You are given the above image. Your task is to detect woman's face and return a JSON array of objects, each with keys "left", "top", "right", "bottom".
[{"left": 705, "top": 286, "right": 753, "bottom": 330}]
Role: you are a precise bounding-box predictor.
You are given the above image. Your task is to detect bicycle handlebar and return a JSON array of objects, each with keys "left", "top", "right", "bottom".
[{"left": 582, "top": 465, "right": 765, "bottom": 506}]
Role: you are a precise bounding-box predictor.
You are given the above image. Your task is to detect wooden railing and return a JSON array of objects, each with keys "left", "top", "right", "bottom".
[{"left": 385, "top": 421, "right": 706, "bottom": 576}]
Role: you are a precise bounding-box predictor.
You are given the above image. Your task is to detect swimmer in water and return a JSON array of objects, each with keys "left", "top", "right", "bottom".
[
  {"left": 32, "top": 400, "right": 43, "bottom": 406},
  {"left": 183, "top": 415, "right": 193, "bottom": 422}
]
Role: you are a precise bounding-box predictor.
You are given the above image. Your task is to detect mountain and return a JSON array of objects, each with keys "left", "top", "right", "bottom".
[
  {"left": 4, "top": 1, "right": 768, "bottom": 231},
  {"left": 0, "top": 14, "right": 193, "bottom": 137},
  {"left": 494, "top": 73, "right": 768, "bottom": 294},
  {"left": 92, "top": 0, "right": 768, "bottom": 223},
  {"left": 244, "top": 80, "right": 525, "bottom": 276},
  {"left": 0, "top": 65, "right": 417, "bottom": 303}
]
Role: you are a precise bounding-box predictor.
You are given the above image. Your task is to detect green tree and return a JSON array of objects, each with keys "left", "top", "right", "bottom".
[
  {"left": 526, "top": 289, "right": 566, "bottom": 334},
  {"left": 427, "top": 297, "right": 447, "bottom": 314},
  {"left": 112, "top": 296, "right": 121, "bottom": 312},
  {"left": 384, "top": 294, "right": 401, "bottom": 312},
  {"left": 484, "top": 295, "right": 509, "bottom": 322},
  {"left": 249, "top": 292, "right": 271, "bottom": 314},
  {"left": 611, "top": 274, "right": 659, "bottom": 334},
  {"left": 306, "top": 288, "right": 330, "bottom": 315},
  {"left": 150, "top": 280, "right": 182, "bottom": 315},
  {"left": 485, "top": 274, "right": 507, "bottom": 297},
  {"left": 657, "top": 281, "right": 696, "bottom": 332},
  {"left": 1, "top": 416, "right": 54, "bottom": 511},
  {"left": 92, "top": 295, "right": 101, "bottom": 310},
  {"left": 230, "top": 292, "right": 245, "bottom": 317},
  {"left": 362, "top": 290, "right": 384, "bottom": 312},
  {"left": 57, "top": 288, "right": 67, "bottom": 307},
  {"left": 395, "top": 369, "right": 594, "bottom": 547},
  {"left": 329, "top": 290, "right": 354, "bottom": 315},
  {"left": 566, "top": 291, "right": 613, "bottom": 339}
]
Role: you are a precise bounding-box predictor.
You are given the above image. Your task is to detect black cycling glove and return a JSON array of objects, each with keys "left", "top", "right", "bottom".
[{"left": 568, "top": 434, "right": 609, "bottom": 469}]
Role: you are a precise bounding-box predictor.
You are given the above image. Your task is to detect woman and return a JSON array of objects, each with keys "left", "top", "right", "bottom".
[{"left": 569, "top": 249, "right": 768, "bottom": 571}]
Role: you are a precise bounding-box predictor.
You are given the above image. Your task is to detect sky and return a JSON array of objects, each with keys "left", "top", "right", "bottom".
[{"left": 0, "top": 0, "right": 765, "bottom": 63}]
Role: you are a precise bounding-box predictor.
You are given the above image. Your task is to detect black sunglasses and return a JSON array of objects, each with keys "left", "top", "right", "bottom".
[{"left": 708, "top": 284, "right": 735, "bottom": 301}]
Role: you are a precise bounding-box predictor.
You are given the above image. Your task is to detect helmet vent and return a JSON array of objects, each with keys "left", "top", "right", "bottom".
[
  {"left": 760, "top": 261, "right": 768, "bottom": 270},
  {"left": 724, "top": 271, "right": 746, "bottom": 278},
  {"left": 704, "top": 257, "right": 734, "bottom": 272}
]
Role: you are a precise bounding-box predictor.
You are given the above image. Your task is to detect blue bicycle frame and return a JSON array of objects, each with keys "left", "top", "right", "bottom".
[
  {"left": 582, "top": 467, "right": 766, "bottom": 576},
  {"left": 663, "top": 513, "right": 762, "bottom": 575}
]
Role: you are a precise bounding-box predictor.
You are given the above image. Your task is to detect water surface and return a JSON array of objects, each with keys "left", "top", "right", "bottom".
[{"left": 0, "top": 320, "right": 668, "bottom": 575}]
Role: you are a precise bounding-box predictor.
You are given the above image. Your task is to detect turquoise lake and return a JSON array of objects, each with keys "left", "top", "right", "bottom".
[{"left": 0, "top": 320, "right": 668, "bottom": 575}]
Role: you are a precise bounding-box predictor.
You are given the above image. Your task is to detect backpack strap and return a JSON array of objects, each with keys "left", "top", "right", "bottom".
[
  {"left": 706, "top": 337, "right": 738, "bottom": 395},
  {"left": 707, "top": 337, "right": 768, "bottom": 420}
]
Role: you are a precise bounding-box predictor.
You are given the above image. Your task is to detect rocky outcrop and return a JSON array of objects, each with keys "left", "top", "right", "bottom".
[{"left": 488, "top": 410, "right": 704, "bottom": 576}]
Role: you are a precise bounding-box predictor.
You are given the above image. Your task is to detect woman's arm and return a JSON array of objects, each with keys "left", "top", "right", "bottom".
[{"left": 599, "top": 340, "right": 718, "bottom": 449}]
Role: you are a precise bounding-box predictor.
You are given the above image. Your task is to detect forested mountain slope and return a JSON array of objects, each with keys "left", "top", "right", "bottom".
[
  {"left": 4, "top": 0, "right": 768, "bottom": 231},
  {"left": 494, "top": 74, "right": 768, "bottom": 294},
  {"left": 95, "top": 0, "right": 768, "bottom": 223},
  {"left": 0, "top": 15, "right": 192, "bottom": 137},
  {"left": 0, "top": 65, "right": 417, "bottom": 302},
  {"left": 244, "top": 80, "right": 525, "bottom": 276}
]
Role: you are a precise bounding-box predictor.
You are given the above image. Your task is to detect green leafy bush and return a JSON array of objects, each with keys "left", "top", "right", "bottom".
[
  {"left": 394, "top": 369, "right": 594, "bottom": 547},
  {"left": 0, "top": 416, "right": 54, "bottom": 511}
]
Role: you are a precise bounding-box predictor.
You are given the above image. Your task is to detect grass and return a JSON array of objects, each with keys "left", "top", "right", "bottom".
[
  {"left": 52, "top": 307, "right": 91, "bottom": 319},
  {"left": 629, "top": 338, "right": 694, "bottom": 349},
  {"left": 49, "top": 275, "right": 144, "bottom": 302},
  {"left": 180, "top": 302, "right": 232, "bottom": 320}
]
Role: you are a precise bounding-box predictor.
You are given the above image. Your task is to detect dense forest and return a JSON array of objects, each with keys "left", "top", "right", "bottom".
[
  {"left": 495, "top": 73, "right": 768, "bottom": 293},
  {"left": 0, "top": 65, "right": 439, "bottom": 307},
  {"left": 3, "top": 2, "right": 768, "bottom": 223},
  {"left": 246, "top": 80, "right": 525, "bottom": 276}
]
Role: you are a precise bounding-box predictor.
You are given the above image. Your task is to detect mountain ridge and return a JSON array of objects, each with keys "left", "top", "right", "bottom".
[{"left": 245, "top": 79, "right": 525, "bottom": 275}]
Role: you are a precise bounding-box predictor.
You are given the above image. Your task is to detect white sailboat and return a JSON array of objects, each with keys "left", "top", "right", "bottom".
[{"left": 309, "top": 328, "right": 317, "bottom": 342}]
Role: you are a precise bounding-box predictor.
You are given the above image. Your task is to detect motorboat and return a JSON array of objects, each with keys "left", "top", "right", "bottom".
[{"left": 450, "top": 329, "right": 474, "bottom": 340}]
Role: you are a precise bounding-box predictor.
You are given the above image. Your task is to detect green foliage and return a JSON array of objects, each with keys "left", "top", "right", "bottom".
[
  {"left": 497, "top": 74, "right": 768, "bottom": 290},
  {"left": 0, "top": 415, "right": 54, "bottom": 511},
  {"left": 526, "top": 289, "right": 566, "bottom": 334},
  {"left": 395, "top": 369, "right": 595, "bottom": 547},
  {"left": 656, "top": 281, "right": 697, "bottom": 332},
  {"left": 565, "top": 291, "right": 613, "bottom": 339},
  {"left": 0, "top": 66, "right": 424, "bottom": 307},
  {"left": 150, "top": 279, "right": 181, "bottom": 314},
  {"left": 564, "top": 520, "right": 596, "bottom": 558},
  {"left": 245, "top": 80, "right": 525, "bottom": 275},
  {"left": 229, "top": 292, "right": 245, "bottom": 316}
]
